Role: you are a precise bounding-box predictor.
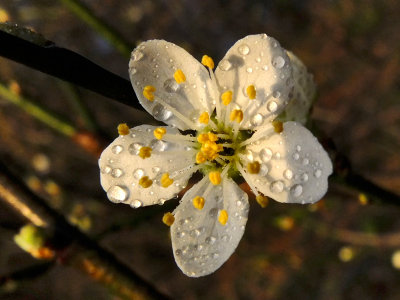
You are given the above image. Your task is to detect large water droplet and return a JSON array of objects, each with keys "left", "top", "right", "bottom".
[
  {"left": 272, "top": 90, "right": 281, "bottom": 98},
  {"left": 102, "top": 165, "right": 112, "bottom": 174},
  {"left": 128, "top": 142, "right": 143, "bottom": 155},
  {"left": 251, "top": 113, "right": 263, "bottom": 126},
  {"left": 267, "top": 101, "right": 278, "bottom": 112},
  {"left": 112, "top": 145, "right": 123, "bottom": 154},
  {"left": 296, "top": 145, "right": 301, "bottom": 152},
  {"left": 152, "top": 103, "right": 172, "bottom": 121},
  {"left": 152, "top": 166, "right": 160, "bottom": 175},
  {"left": 259, "top": 164, "right": 269, "bottom": 176},
  {"left": 314, "top": 169, "right": 322, "bottom": 178},
  {"left": 107, "top": 185, "right": 129, "bottom": 203},
  {"left": 163, "top": 78, "right": 180, "bottom": 93},
  {"left": 238, "top": 44, "right": 250, "bottom": 55},
  {"left": 246, "top": 67, "right": 253, "bottom": 73},
  {"left": 150, "top": 139, "right": 168, "bottom": 151},
  {"left": 111, "top": 168, "right": 124, "bottom": 178},
  {"left": 293, "top": 153, "right": 300, "bottom": 160},
  {"left": 131, "top": 199, "right": 143, "bottom": 208},
  {"left": 290, "top": 184, "right": 303, "bottom": 197},
  {"left": 272, "top": 56, "right": 285, "bottom": 68},
  {"left": 219, "top": 59, "right": 232, "bottom": 71},
  {"left": 270, "top": 180, "right": 284, "bottom": 193},
  {"left": 301, "top": 173, "right": 309, "bottom": 182},
  {"left": 284, "top": 169, "right": 293, "bottom": 180},
  {"left": 245, "top": 149, "right": 254, "bottom": 161},
  {"left": 133, "top": 168, "right": 144, "bottom": 179},
  {"left": 131, "top": 50, "right": 144, "bottom": 61},
  {"left": 205, "top": 236, "right": 216, "bottom": 245},
  {"left": 260, "top": 148, "right": 273, "bottom": 162}
]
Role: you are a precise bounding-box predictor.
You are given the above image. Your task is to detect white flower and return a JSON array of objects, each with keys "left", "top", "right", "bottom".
[{"left": 98, "top": 34, "right": 332, "bottom": 277}]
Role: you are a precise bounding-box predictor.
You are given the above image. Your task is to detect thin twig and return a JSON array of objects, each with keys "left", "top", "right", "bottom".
[{"left": 0, "top": 161, "right": 171, "bottom": 300}]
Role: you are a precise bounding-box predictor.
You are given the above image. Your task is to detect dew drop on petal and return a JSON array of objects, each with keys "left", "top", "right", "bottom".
[
  {"left": 131, "top": 50, "right": 144, "bottom": 61},
  {"left": 150, "top": 139, "right": 168, "bottom": 151},
  {"left": 246, "top": 67, "right": 253, "bottom": 73},
  {"left": 270, "top": 180, "right": 284, "bottom": 193},
  {"left": 133, "top": 168, "right": 144, "bottom": 179},
  {"left": 251, "top": 113, "right": 263, "bottom": 126},
  {"left": 260, "top": 148, "right": 273, "bottom": 162},
  {"left": 292, "top": 153, "right": 300, "bottom": 160},
  {"left": 284, "top": 169, "right": 293, "bottom": 180},
  {"left": 102, "top": 165, "right": 112, "bottom": 174},
  {"left": 245, "top": 149, "right": 254, "bottom": 161},
  {"left": 112, "top": 145, "right": 123, "bottom": 154},
  {"left": 128, "top": 142, "right": 143, "bottom": 155},
  {"left": 152, "top": 103, "right": 173, "bottom": 121},
  {"left": 290, "top": 184, "right": 303, "bottom": 197},
  {"left": 301, "top": 173, "right": 309, "bottom": 182},
  {"left": 131, "top": 199, "right": 143, "bottom": 208},
  {"left": 259, "top": 164, "right": 269, "bottom": 176},
  {"left": 238, "top": 44, "right": 250, "bottom": 55},
  {"left": 314, "top": 169, "right": 322, "bottom": 178},
  {"left": 296, "top": 145, "right": 301, "bottom": 152},
  {"left": 107, "top": 185, "right": 129, "bottom": 203},
  {"left": 163, "top": 78, "right": 180, "bottom": 93},
  {"left": 111, "top": 168, "right": 124, "bottom": 178},
  {"left": 302, "top": 158, "right": 309, "bottom": 165},
  {"left": 152, "top": 166, "right": 160, "bottom": 175},
  {"left": 219, "top": 59, "right": 232, "bottom": 71},
  {"left": 262, "top": 65, "right": 269, "bottom": 71},
  {"left": 129, "top": 67, "right": 137, "bottom": 75},
  {"left": 272, "top": 90, "right": 281, "bottom": 98},
  {"left": 267, "top": 101, "right": 278, "bottom": 112},
  {"left": 272, "top": 56, "right": 285, "bottom": 68},
  {"left": 205, "top": 236, "right": 217, "bottom": 245}
]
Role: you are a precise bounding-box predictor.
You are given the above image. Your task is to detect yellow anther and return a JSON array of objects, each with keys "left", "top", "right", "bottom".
[
  {"left": 174, "top": 69, "right": 186, "bottom": 84},
  {"left": 221, "top": 90, "right": 233, "bottom": 105},
  {"left": 247, "top": 161, "right": 261, "bottom": 174},
  {"left": 218, "top": 209, "right": 228, "bottom": 226},
  {"left": 139, "top": 146, "right": 152, "bottom": 159},
  {"left": 272, "top": 120, "right": 283, "bottom": 133},
  {"left": 246, "top": 85, "right": 256, "bottom": 99},
  {"left": 162, "top": 212, "right": 175, "bottom": 226},
  {"left": 197, "top": 133, "right": 209, "bottom": 143},
  {"left": 201, "top": 55, "right": 214, "bottom": 69},
  {"left": 161, "top": 173, "right": 174, "bottom": 188},
  {"left": 196, "top": 152, "right": 207, "bottom": 164},
  {"left": 358, "top": 193, "right": 368, "bottom": 205},
  {"left": 143, "top": 85, "right": 156, "bottom": 101},
  {"left": 199, "top": 112, "right": 210, "bottom": 124},
  {"left": 193, "top": 196, "right": 205, "bottom": 210},
  {"left": 256, "top": 195, "right": 269, "bottom": 208},
  {"left": 207, "top": 132, "right": 218, "bottom": 142},
  {"left": 153, "top": 127, "right": 166, "bottom": 140},
  {"left": 230, "top": 109, "right": 244, "bottom": 123},
  {"left": 139, "top": 176, "right": 153, "bottom": 188},
  {"left": 117, "top": 123, "right": 130, "bottom": 136},
  {"left": 209, "top": 171, "right": 222, "bottom": 185}
]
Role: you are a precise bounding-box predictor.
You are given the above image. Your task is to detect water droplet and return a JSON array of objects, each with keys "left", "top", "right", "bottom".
[
  {"left": 296, "top": 145, "right": 301, "bottom": 152},
  {"left": 314, "top": 169, "right": 322, "bottom": 178},
  {"left": 290, "top": 184, "right": 303, "bottom": 197},
  {"left": 131, "top": 199, "right": 142, "bottom": 208},
  {"left": 163, "top": 78, "right": 180, "bottom": 93},
  {"left": 112, "top": 145, "right": 123, "bottom": 154},
  {"left": 150, "top": 139, "right": 168, "bottom": 151},
  {"left": 205, "top": 236, "right": 216, "bottom": 245},
  {"left": 244, "top": 149, "right": 254, "bottom": 161},
  {"left": 152, "top": 104, "right": 172, "bottom": 121},
  {"left": 176, "top": 231, "right": 186, "bottom": 238},
  {"left": 107, "top": 185, "right": 129, "bottom": 203},
  {"left": 133, "top": 168, "right": 144, "bottom": 179},
  {"left": 238, "top": 44, "right": 250, "bottom": 55},
  {"left": 293, "top": 153, "right": 300, "bottom": 160},
  {"left": 212, "top": 252, "right": 219, "bottom": 259},
  {"left": 251, "top": 114, "right": 263, "bottom": 126},
  {"left": 129, "top": 67, "right": 137, "bottom": 75},
  {"left": 246, "top": 67, "right": 253, "bottom": 73},
  {"left": 301, "top": 173, "right": 309, "bottom": 182},
  {"left": 236, "top": 200, "right": 243, "bottom": 207},
  {"left": 152, "top": 166, "right": 160, "bottom": 175},
  {"left": 175, "top": 249, "right": 182, "bottom": 256},
  {"left": 267, "top": 101, "right": 278, "bottom": 112},
  {"left": 128, "top": 142, "right": 143, "bottom": 155},
  {"left": 131, "top": 50, "right": 144, "bottom": 61},
  {"left": 272, "top": 56, "right": 285, "bottom": 69},
  {"left": 262, "top": 65, "right": 269, "bottom": 71},
  {"left": 221, "top": 235, "right": 230, "bottom": 242},
  {"left": 256, "top": 57, "right": 261, "bottom": 63},
  {"left": 260, "top": 148, "right": 273, "bottom": 162},
  {"left": 272, "top": 90, "right": 281, "bottom": 98},
  {"left": 270, "top": 180, "right": 284, "bottom": 193},
  {"left": 219, "top": 59, "right": 232, "bottom": 71},
  {"left": 111, "top": 168, "right": 124, "bottom": 178},
  {"left": 284, "top": 169, "right": 293, "bottom": 180},
  {"left": 102, "top": 165, "right": 112, "bottom": 174},
  {"left": 274, "top": 152, "right": 281, "bottom": 159},
  {"left": 158, "top": 198, "right": 166, "bottom": 205},
  {"left": 259, "top": 164, "right": 269, "bottom": 176},
  {"left": 302, "top": 158, "right": 309, "bottom": 165}
]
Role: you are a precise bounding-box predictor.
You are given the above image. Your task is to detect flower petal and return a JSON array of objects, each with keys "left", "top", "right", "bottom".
[
  {"left": 129, "top": 40, "right": 216, "bottom": 130},
  {"left": 215, "top": 34, "right": 294, "bottom": 129},
  {"left": 241, "top": 122, "right": 332, "bottom": 204},
  {"left": 99, "top": 125, "right": 197, "bottom": 208},
  {"left": 280, "top": 51, "right": 316, "bottom": 125},
  {"left": 171, "top": 176, "right": 249, "bottom": 277}
]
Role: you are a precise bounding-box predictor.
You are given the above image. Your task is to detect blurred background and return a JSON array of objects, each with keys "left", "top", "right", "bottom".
[{"left": 0, "top": 0, "right": 400, "bottom": 299}]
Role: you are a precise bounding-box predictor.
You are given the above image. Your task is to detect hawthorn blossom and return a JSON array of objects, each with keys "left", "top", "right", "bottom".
[{"left": 98, "top": 34, "right": 332, "bottom": 277}]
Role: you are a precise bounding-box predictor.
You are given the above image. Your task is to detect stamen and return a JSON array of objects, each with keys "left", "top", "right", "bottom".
[
  {"left": 218, "top": 209, "right": 228, "bottom": 225},
  {"left": 199, "top": 111, "right": 210, "bottom": 124},
  {"left": 247, "top": 161, "right": 260, "bottom": 174},
  {"left": 238, "top": 126, "right": 274, "bottom": 147},
  {"left": 138, "top": 146, "right": 152, "bottom": 159},
  {"left": 201, "top": 55, "right": 214, "bottom": 69},
  {"left": 235, "top": 160, "right": 258, "bottom": 195},
  {"left": 192, "top": 196, "right": 205, "bottom": 210},
  {"left": 153, "top": 127, "right": 167, "bottom": 140},
  {"left": 162, "top": 212, "right": 175, "bottom": 226},
  {"left": 174, "top": 69, "right": 186, "bottom": 84},
  {"left": 139, "top": 176, "right": 153, "bottom": 188},
  {"left": 272, "top": 120, "right": 283, "bottom": 133},
  {"left": 143, "top": 85, "right": 156, "bottom": 101},
  {"left": 117, "top": 123, "right": 130, "bottom": 136},
  {"left": 256, "top": 195, "right": 269, "bottom": 208},
  {"left": 230, "top": 109, "right": 243, "bottom": 123},
  {"left": 246, "top": 85, "right": 256, "bottom": 100},
  {"left": 221, "top": 90, "right": 233, "bottom": 105},
  {"left": 209, "top": 171, "right": 221, "bottom": 185},
  {"left": 160, "top": 173, "right": 174, "bottom": 188},
  {"left": 196, "top": 152, "right": 207, "bottom": 164}
]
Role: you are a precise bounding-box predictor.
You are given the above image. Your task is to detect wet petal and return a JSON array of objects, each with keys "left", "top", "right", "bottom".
[
  {"left": 240, "top": 122, "right": 332, "bottom": 204},
  {"left": 280, "top": 51, "right": 316, "bottom": 124},
  {"left": 171, "top": 177, "right": 249, "bottom": 277},
  {"left": 215, "top": 34, "right": 294, "bottom": 129},
  {"left": 99, "top": 125, "right": 197, "bottom": 207},
  {"left": 129, "top": 40, "right": 216, "bottom": 130}
]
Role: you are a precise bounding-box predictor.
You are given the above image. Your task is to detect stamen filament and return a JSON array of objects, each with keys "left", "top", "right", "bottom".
[{"left": 235, "top": 160, "right": 258, "bottom": 195}]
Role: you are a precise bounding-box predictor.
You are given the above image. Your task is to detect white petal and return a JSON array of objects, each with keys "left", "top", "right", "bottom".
[
  {"left": 129, "top": 40, "right": 216, "bottom": 130},
  {"left": 99, "top": 125, "right": 196, "bottom": 208},
  {"left": 242, "top": 122, "right": 332, "bottom": 204},
  {"left": 215, "top": 34, "right": 294, "bottom": 129},
  {"left": 280, "top": 51, "right": 316, "bottom": 125},
  {"left": 171, "top": 177, "right": 249, "bottom": 277}
]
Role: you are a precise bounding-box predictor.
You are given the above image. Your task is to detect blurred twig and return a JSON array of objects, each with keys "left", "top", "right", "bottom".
[
  {"left": 0, "top": 161, "right": 171, "bottom": 300},
  {"left": 60, "top": 0, "right": 132, "bottom": 57}
]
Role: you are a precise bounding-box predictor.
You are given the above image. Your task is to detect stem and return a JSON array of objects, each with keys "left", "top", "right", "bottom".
[
  {"left": 60, "top": 0, "right": 132, "bottom": 58},
  {"left": 0, "top": 82, "right": 76, "bottom": 137},
  {"left": 0, "top": 162, "right": 171, "bottom": 300}
]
